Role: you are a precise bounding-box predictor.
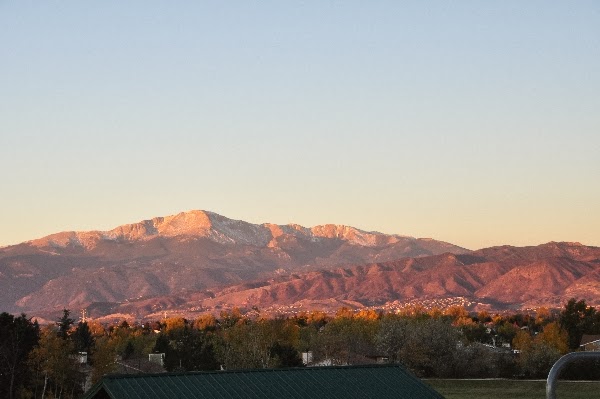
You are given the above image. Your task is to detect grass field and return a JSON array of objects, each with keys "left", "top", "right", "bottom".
[{"left": 426, "top": 379, "right": 600, "bottom": 399}]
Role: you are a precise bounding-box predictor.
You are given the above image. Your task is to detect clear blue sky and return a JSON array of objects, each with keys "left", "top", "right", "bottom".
[{"left": 1, "top": 1, "right": 599, "bottom": 250}]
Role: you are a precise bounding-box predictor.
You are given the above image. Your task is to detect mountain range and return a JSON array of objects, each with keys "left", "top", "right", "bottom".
[{"left": 1, "top": 210, "right": 599, "bottom": 321}]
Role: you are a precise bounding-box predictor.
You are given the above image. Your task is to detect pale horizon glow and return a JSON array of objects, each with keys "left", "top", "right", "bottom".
[{"left": 1, "top": 2, "right": 599, "bottom": 251}]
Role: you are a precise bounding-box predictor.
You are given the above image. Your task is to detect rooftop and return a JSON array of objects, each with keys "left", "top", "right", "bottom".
[{"left": 84, "top": 364, "right": 445, "bottom": 399}]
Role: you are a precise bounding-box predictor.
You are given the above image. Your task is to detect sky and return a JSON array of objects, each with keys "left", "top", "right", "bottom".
[{"left": 1, "top": 1, "right": 599, "bottom": 250}]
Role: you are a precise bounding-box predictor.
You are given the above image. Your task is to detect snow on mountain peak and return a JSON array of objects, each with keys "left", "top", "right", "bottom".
[
  {"left": 27, "top": 210, "right": 411, "bottom": 249},
  {"left": 310, "top": 224, "right": 402, "bottom": 247}
]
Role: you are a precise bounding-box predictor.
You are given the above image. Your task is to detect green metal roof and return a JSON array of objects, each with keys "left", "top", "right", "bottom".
[{"left": 84, "top": 364, "right": 445, "bottom": 399}]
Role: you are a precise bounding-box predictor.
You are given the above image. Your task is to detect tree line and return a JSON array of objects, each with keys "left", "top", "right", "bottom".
[{"left": 1, "top": 298, "right": 600, "bottom": 398}]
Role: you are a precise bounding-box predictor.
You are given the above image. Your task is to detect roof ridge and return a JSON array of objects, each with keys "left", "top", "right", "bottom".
[{"left": 103, "top": 363, "right": 407, "bottom": 380}]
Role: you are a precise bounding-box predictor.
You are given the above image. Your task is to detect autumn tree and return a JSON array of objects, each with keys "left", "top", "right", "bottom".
[
  {"left": 398, "top": 317, "right": 460, "bottom": 377},
  {"left": 496, "top": 322, "right": 519, "bottom": 347},
  {"left": 218, "top": 318, "right": 282, "bottom": 369},
  {"left": 458, "top": 321, "right": 490, "bottom": 344},
  {"left": 512, "top": 329, "right": 533, "bottom": 352},
  {"left": 89, "top": 320, "right": 106, "bottom": 335},
  {"left": 518, "top": 341, "right": 561, "bottom": 378},
  {"left": 376, "top": 314, "right": 409, "bottom": 363},
  {"left": 312, "top": 313, "right": 377, "bottom": 366},
  {"left": 534, "top": 307, "right": 554, "bottom": 327},
  {"left": 164, "top": 317, "right": 186, "bottom": 334},
  {"left": 536, "top": 322, "right": 569, "bottom": 354},
  {"left": 444, "top": 306, "right": 469, "bottom": 322},
  {"left": 215, "top": 316, "right": 303, "bottom": 370},
  {"left": 267, "top": 318, "right": 302, "bottom": 367},
  {"left": 90, "top": 336, "right": 117, "bottom": 385},
  {"left": 515, "top": 322, "right": 568, "bottom": 378},
  {"left": 28, "top": 326, "right": 83, "bottom": 399},
  {"left": 296, "top": 311, "right": 330, "bottom": 355},
  {"left": 219, "top": 308, "right": 243, "bottom": 329},
  {"left": 194, "top": 314, "right": 218, "bottom": 331},
  {"left": 153, "top": 318, "right": 219, "bottom": 372}
]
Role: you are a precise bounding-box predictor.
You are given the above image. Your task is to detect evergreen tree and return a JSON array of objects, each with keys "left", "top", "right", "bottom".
[
  {"left": 56, "top": 309, "right": 75, "bottom": 340},
  {"left": 72, "top": 321, "right": 94, "bottom": 355},
  {"left": 0, "top": 313, "right": 40, "bottom": 399}
]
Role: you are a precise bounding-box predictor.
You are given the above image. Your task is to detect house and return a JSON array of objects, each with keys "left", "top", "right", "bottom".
[
  {"left": 580, "top": 334, "right": 600, "bottom": 351},
  {"left": 148, "top": 353, "right": 165, "bottom": 367},
  {"left": 83, "top": 364, "right": 445, "bottom": 399},
  {"left": 78, "top": 352, "right": 88, "bottom": 364}
]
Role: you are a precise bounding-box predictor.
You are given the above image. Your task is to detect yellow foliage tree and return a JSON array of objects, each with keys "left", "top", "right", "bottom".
[
  {"left": 90, "top": 336, "right": 117, "bottom": 385},
  {"left": 535, "top": 307, "right": 551, "bottom": 326},
  {"left": 517, "top": 322, "right": 567, "bottom": 378},
  {"left": 399, "top": 304, "right": 427, "bottom": 317},
  {"left": 335, "top": 307, "right": 354, "bottom": 319},
  {"left": 164, "top": 317, "right": 186, "bottom": 334},
  {"left": 307, "top": 310, "right": 328, "bottom": 325},
  {"left": 444, "top": 306, "right": 469, "bottom": 320},
  {"left": 535, "top": 321, "right": 569, "bottom": 354},
  {"left": 28, "top": 326, "right": 81, "bottom": 399},
  {"left": 355, "top": 309, "right": 380, "bottom": 320},
  {"left": 512, "top": 329, "right": 533, "bottom": 351},
  {"left": 477, "top": 310, "right": 491, "bottom": 322},
  {"left": 428, "top": 307, "right": 443, "bottom": 319},
  {"left": 86, "top": 320, "right": 106, "bottom": 337},
  {"left": 194, "top": 314, "right": 217, "bottom": 331}
]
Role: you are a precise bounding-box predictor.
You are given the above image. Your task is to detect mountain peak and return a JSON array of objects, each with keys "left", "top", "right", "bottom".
[
  {"left": 310, "top": 224, "right": 403, "bottom": 246},
  {"left": 24, "top": 210, "right": 443, "bottom": 251},
  {"left": 27, "top": 210, "right": 216, "bottom": 248},
  {"left": 149, "top": 210, "right": 213, "bottom": 237},
  {"left": 105, "top": 210, "right": 274, "bottom": 246}
]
